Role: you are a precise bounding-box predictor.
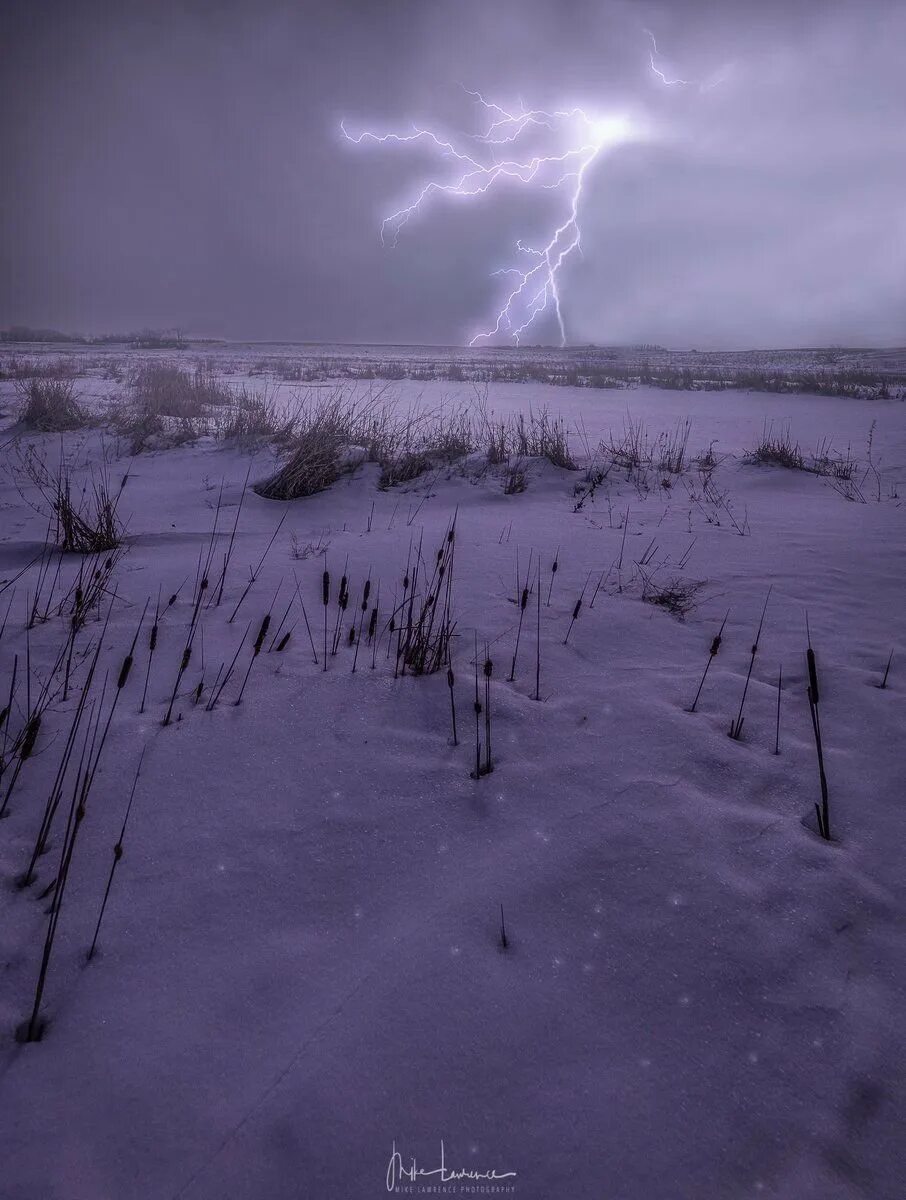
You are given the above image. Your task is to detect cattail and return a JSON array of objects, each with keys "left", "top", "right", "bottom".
[
  {"left": 546, "top": 548, "right": 560, "bottom": 607},
  {"left": 206, "top": 621, "right": 251, "bottom": 711},
  {"left": 19, "top": 714, "right": 41, "bottom": 761},
  {"left": 688, "top": 609, "right": 729, "bottom": 713},
  {"left": 499, "top": 903, "right": 508, "bottom": 950},
  {"left": 729, "top": 587, "right": 771, "bottom": 740},
  {"left": 228, "top": 512, "right": 287, "bottom": 624},
  {"left": 368, "top": 607, "right": 378, "bottom": 641},
  {"left": 253, "top": 613, "right": 271, "bottom": 653},
  {"left": 162, "top": 645, "right": 192, "bottom": 727},
  {"left": 322, "top": 569, "right": 330, "bottom": 671},
  {"left": 472, "top": 633, "right": 483, "bottom": 779},
  {"left": 534, "top": 563, "right": 542, "bottom": 701},
  {"left": 508, "top": 559, "right": 532, "bottom": 683},
  {"left": 87, "top": 750, "right": 145, "bottom": 963},
  {"left": 564, "top": 575, "right": 592, "bottom": 646},
  {"left": 807, "top": 648, "right": 819, "bottom": 705},
  {"left": 140, "top": 589, "right": 161, "bottom": 714},
  {"left": 877, "top": 649, "right": 894, "bottom": 689},
  {"left": 268, "top": 591, "right": 296, "bottom": 653},
  {"left": 447, "top": 660, "right": 458, "bottom": 745},
  {"left": 275, "top": 631, "right": 292, "bottom": 652},
  {"left": 291, "top": 571, "right": 319, "bottom": 664},
  {"left": 234, "top": 612, "right": 271, "bottom": 705},
  {"left": 214, "top": 461, "right": 251, "bottom": 606},
  {"left": 774, "top": 665, "right": 782, "bottom": 755},
  {"left": 589, "top": 561, "right": 612, "bottom": 609},
  {"left": 483, "top": 651, "right": 493, "bottom": 776},
  {"left": 807, "top": 673, "right": 831, "bottom": 840}
]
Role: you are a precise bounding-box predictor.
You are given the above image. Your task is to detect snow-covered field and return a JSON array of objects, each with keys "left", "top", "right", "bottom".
[{"left": 1, "top": 350, "right": 904, "bottom": 1199}]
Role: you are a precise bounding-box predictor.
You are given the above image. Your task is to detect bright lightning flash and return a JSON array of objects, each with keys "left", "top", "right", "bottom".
[{"left": 341, "top": 95, "right": 646, "bottom": 346}]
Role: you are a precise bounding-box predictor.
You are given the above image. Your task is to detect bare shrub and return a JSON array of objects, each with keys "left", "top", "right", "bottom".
[{"left": 16, "top": 379, "right": 86, "bottom": 431}]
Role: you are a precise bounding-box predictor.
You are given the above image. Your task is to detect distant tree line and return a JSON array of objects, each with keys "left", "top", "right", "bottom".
[{"left": 0, "top": 325, "right": 188, "bottom": 349}]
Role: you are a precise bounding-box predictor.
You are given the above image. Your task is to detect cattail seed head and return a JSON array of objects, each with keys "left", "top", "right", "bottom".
[
  {"left": 21, "top": 715, "right": 41, "bottom": 759},
  {"left": 520, "top": 588, "right": 529, "bottom": 610},
  {"left": 807, "top": 648, "right": 819, "bottom": 703},
  {"left": 572, "top": 599, "right": 582, "bottom": 620},
  {"left": 348, "top": 627, "right": 356, "bottom": 645},
  {"left": 447, "top": 667, "right": 454, "bottom": 688},
  {"left": 368, "top": 609, "right": 378, "bottom": 638},
  {"left": 403, "top": 574, "right": 410, "bottom": 589},
  {"left": 710, "top": 634, "right": 721, "bottom": 656},
  {"left": 180, "top": 646, "right": 192, "bottom": 671},
  {"left": 113, "top": 843, "right": 123, "bottom": 861},
  {"left": 116, "top": 655, "right": 133, "bottom": 689},
  {"left": 149, "top": 624, "right": 158, "bottom": 651},
  {"left": 483, "top": 658, "right": 493, "bottom": 678},
  {"left": 322, "top": 571, "right": 330, "bottom": 605},
  {"left": 363, "top": 580, "right": 371, "bottom": 604},
  {"left": 253, "top": 614, "right": 271, "bottom": 654},
  {"left": 168, "top": 593, "right": 177, "bottom": 607},
  {"left": 276, "top": 631, "right": 291, "bottom": 652}
]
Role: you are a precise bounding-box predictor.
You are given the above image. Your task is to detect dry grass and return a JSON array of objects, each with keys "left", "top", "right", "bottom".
[
  {"left": 16, "top": 379, "right": 87, "bottom": 431},
  {"left": 19, "top": 447, "right": 125, "bottom": 553}
]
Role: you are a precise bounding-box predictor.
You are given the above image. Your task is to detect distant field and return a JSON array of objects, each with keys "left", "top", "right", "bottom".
[{"left": 2, "top": 340, "right": 906, "bottom": 399}]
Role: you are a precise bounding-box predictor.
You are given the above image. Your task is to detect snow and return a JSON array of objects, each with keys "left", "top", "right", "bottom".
[{"left": 1, "top": 354, "right": 904, "bottom": 1199}]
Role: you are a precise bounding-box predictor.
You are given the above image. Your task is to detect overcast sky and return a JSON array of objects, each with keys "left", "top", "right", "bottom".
[{"left": 1, "top": 0, "right": 903, "bottom": 348}]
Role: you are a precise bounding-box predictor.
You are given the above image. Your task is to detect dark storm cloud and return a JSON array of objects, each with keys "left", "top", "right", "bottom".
[{"left": 1, "top": 0, "right": 903, "bottom": 347}]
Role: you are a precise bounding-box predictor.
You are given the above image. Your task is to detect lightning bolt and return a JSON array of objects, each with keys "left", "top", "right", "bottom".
[
  {"left": 644, "top": 29, "right": 693, "bottom": 87},
  {"left": 341, "top": 32, "right": 724, "bottom": 347},
  {"left": 341, "top": 96, "right": 641, "bottom": 347}
]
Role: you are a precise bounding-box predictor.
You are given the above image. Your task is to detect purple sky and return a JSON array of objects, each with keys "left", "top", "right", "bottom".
[{"left": 1, "top": 0, "right": 903, "bottom": 347}]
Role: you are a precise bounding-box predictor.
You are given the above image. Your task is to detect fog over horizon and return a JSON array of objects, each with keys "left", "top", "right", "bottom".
[{"left": 1, "top": 0, "right": 903, "bottom": 350}]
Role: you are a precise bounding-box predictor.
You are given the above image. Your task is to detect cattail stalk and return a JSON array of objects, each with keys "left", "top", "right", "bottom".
[
  {"left": 729, "top": 587, "right": 771, "bottom": 740},
  {"left": 87, "top": 748, "right": 145, "bottom": 961},
  {"left": 877, "top": 649, "right": 894, "bottom": 689},
  {"left": 688, "top": 608, "right": 730, "bottom": 713},
  {"left": 483, "top": 650, "right": 493, "bottom": 775},
  {"left": 206, "top": 621, "right": 251, "bottom": 711},
  {"left": 546, "top": 547, "right": 559, "bottom": 607}
]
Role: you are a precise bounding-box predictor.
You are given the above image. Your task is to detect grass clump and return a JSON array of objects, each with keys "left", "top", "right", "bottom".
[
  {"left": 743, "top": 424, "right": 805, "bottom": 470},
  {"left": 16, "top": 379, "right": 87, "bottom": 431},
  {"left": 19, "top": 447, "right": 126, "bottom": 553},
  {"left": 111, "top": 364, "right": 235, "bottom": 452}
]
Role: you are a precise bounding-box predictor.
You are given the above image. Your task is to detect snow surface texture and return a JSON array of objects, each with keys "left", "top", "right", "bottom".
[{"left": 0, "top": 354, "right": 904, "bottom": 1200}]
